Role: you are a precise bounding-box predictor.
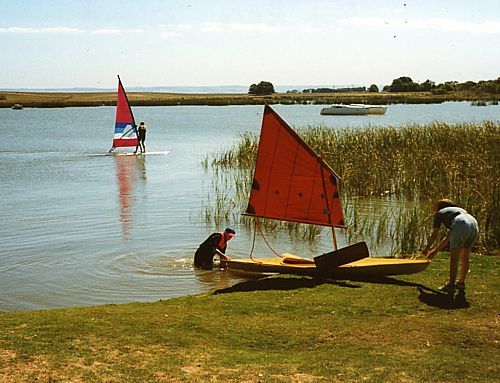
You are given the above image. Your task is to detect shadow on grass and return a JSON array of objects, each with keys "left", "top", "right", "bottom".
[
  {"left": 213, "top": 276, "right": 359, "bottom": 294},
  {"left": 417, "top": 288, "right": 470, "bottom": 309},
  {"left": 214, "top": 275, "right": 470, "bottom": 309}
]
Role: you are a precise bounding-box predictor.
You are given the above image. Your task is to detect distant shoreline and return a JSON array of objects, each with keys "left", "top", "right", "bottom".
[{"left": 1, "top": 90, "right": 498, "bottom": 108}]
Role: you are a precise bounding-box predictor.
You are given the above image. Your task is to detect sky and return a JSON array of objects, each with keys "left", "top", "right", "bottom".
[{"left": 0, "top": 0, "right": 499, "bottom": 89}]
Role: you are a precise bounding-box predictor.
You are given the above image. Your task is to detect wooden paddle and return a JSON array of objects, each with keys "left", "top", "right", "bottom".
[{"left": 313, "top": 241, "right": 369, "bottom": 271}]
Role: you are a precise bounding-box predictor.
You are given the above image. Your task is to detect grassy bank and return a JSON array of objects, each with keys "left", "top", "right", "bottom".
[
  {"left": 1, "top": 90, "right": 499, "bottom": 108},
  {"left": 204, "top": 122, "right": 500, "bottom": 254},
  {"left": 0, "top": 254, "right": 498, "bottom": 382}
]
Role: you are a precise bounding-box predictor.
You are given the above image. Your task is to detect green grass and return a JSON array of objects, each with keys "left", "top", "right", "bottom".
[{"left": 1, "top": 254, "right": 498, "bottom": 382}]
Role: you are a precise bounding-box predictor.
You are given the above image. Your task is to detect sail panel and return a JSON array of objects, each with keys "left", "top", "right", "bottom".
[
  {"left": 245, "top": 105, "right": 345, "bottom": 228},
  {"left": 112, "top": 77, "right": 138, "bottom": 148}
]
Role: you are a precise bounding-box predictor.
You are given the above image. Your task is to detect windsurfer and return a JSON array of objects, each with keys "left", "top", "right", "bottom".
[
  {"left": 134, "top": 122, "right": 147, "bottom": 154},
  {"left": 422, "top": 199, "right": 479, "bottom": 293},
  {"left": 194, "top": 228, "right": 235, "bottom": 269}
]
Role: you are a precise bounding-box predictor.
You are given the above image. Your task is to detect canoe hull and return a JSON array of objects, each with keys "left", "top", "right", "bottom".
[{"left": 223, "top": 257, "right": 430, "bottom": 278}]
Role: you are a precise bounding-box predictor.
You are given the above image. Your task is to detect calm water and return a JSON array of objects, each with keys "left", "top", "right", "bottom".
[{"left": 1, "top": 102, "right": 498, "bottom": 311}]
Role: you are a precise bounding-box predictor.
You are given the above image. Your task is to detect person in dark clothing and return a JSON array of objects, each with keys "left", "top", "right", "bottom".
[
  {"left": 422, "top": 199, "right": 479, "bottom": 293},
  {"left": 194, "top": 228, "right": 236, "bottom": 269},
  {"left": 134, "top": 122, "right": 147, "bottom": 154}
]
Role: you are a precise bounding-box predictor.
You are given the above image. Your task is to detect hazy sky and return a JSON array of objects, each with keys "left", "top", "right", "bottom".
[{"left": 1, "top": 0, "right": 499, "bottom": 88}]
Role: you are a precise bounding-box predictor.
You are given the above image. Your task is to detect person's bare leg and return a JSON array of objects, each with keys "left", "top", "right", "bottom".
[
  {"left": 458, "top": 248, "right": 471, "bottom": 284},
  {"left": 449, "top": 248, "right": 461, "bottom": 287}
]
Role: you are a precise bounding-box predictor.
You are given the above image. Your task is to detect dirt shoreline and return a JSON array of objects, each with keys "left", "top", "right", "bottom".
[{"left": 1, "top": 90, "right": 498, "bottom": 108}]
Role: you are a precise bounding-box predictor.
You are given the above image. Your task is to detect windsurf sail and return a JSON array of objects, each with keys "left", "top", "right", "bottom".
[
  {"left": 110, "top": 75, "right": 138, "bottom": 151},
  {"left": 244, "top": 104, "right": 345, "bottom": 228}
]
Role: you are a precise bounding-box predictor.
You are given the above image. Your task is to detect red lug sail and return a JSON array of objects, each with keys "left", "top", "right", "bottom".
[{"left": 245, "top": 105, "right": 345, "bottom": 228}]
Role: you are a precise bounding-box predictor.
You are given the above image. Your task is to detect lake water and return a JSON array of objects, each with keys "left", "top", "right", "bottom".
[{"left": 1, "top": 102, "right": 498, "bottom": 311}]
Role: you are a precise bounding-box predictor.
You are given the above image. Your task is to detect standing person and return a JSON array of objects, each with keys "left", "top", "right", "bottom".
[
  {"left": 134, "top": 122, "right": 147, "bottom": 154},
  {"left": 422, "top": 199, "right": 479, "bottom": 293},
  {"left": 194, "top": 228, "right": 236, "bottom": 269}
]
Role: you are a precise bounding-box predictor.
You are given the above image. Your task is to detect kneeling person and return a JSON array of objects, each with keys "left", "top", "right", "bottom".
[{"left": 194, "top": 228, "right": 235, "bottom": 269}]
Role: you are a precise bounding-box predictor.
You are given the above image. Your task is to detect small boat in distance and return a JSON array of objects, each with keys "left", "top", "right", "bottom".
[
  {"left": 320, "top": 104, "right": 369, "bottom": 115},
  {"left": 11, "top": 104, "right": 23, "bottom": 110},
  {"left": 351, "top": 104, "right": 387, "bottom": 114},
  {"left": 320, "top": 104, "right": 387, "bottom": 115}
]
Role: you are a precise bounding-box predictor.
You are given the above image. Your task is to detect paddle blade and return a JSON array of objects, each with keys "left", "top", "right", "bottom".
[{"left": 314, "top": 242, "right": 369, "bottom": 271}]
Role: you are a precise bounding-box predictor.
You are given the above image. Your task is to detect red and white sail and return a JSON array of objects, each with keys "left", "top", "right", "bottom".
[{"left": 112, "top": 76, "right": 138, "bottom": 148}]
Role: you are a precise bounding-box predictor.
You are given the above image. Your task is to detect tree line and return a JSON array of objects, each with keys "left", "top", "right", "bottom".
[
  {"left": 383, "top": 76, "right": 499, "bottom": 94},
  {"left": 248, "top": 77, "right": 500, "bottom": 95}
]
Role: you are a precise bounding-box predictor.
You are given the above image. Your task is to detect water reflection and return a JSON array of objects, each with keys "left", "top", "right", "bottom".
[
  {"left": 114, "top": 156, "right": 146, "bottom": 238},
  {"left": 136, "top": 155, "right": 147, "bottom": 182},
  {"left": 194, "top": 267, "right": 240, "bottom": 291}
]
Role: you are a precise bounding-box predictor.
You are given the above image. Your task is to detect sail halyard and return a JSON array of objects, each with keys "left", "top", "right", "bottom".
[
  {"left": 110, "top": 75, "right": 138, "bottom": 151},
  {"left": 244, "top": 105, "right": 346, "bottom": 229}
]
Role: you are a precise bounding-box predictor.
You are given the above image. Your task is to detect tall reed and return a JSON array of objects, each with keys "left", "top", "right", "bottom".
[{"left": 203, "top": 122, "right": 499, "bottom": 254}]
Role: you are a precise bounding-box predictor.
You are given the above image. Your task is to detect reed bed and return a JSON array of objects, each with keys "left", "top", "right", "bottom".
[
  {"left": 1, "top": 91, "right": 498, "bottom": 108},
  {"left": 203, "top": 121, "right": 499, "bottom": 254}
]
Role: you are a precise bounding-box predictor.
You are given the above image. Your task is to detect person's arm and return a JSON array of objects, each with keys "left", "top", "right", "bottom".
[
  {"left": 427, "top": 232, "right": 451, "bottom": 259},
  {"left": 216, "top": 249, "right": 231, "bottom": 260},
  {"left": 208, "top": 234, "right": 220, "bottom": 253},
  {"left": 422, "top": 227, "right": 440, "bottom": 256}
]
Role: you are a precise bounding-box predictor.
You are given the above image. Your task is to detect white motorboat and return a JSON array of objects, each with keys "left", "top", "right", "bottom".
[
  {"left": 351, "top": 104, "right": 387, "bottom": 114},
  {"left": 320, "top": 104, "right": 387, "bottom": 115},
  {"left": 320, "top": 104, "right": 369, "bottom": 115}
]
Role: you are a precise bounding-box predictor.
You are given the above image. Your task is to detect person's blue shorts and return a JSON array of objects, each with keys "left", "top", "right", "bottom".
[{"left": 450, "top": 214, "right": 479, "bottom": 249}]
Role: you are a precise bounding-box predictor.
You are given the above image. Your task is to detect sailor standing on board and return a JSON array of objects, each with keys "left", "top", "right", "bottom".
[
  {"left": 134, "top": 122, "right": 147, "bottom": 154},
  {"left": 194, "top": 228, "right": 235, "bottom": 269}
]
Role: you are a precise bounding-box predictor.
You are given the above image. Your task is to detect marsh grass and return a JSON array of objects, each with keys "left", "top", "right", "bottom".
[
  {"left": 203, "top": 122, "right": 499, "bottom": 254},
  {"left": 1, "top": 90, "right": 498, "bottom": 108}
]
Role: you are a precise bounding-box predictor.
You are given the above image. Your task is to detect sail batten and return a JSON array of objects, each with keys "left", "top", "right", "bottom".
[
  {"left": 245, "top": 105, "right": 345, "bottom": 228},
  {"left": 112, "top": 76, "right": 138, "bottom": 148}
]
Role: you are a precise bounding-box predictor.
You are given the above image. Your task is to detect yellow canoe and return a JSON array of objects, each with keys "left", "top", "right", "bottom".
[{"left": 223, "top": 256, "right": 430, "bottom": 278}]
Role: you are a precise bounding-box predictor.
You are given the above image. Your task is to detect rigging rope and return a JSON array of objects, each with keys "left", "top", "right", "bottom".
[
  {"left": 256, "top": 221, "right": 283, "bottom": 258},
  {"left": 249, "top": 219, "right": 258, "bottom": 261},
  {"left": 249, "top": 219, "right": 283, "bottom": 261}
]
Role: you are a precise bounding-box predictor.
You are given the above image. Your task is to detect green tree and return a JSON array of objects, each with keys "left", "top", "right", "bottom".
[
  {"left": 435, "top": 81, "right": 458, "bottom": 93},
  {"left": 457, "top": 81, "right": 477, "bottom": 91},
  {"left": 419, "top": 79, "right": 435, "bottom": 91},
  {"left": 248, "top": 81, "right": 275, "bottom": 95},
  {"left": 387, "top": 76, "right": 420, "bottom": 92},
  {"left": 368, "top": 84, "right": 379, "bottom": 92},
  {"left": 476, "top": 79, "right": 500, "bottom": 94}
]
